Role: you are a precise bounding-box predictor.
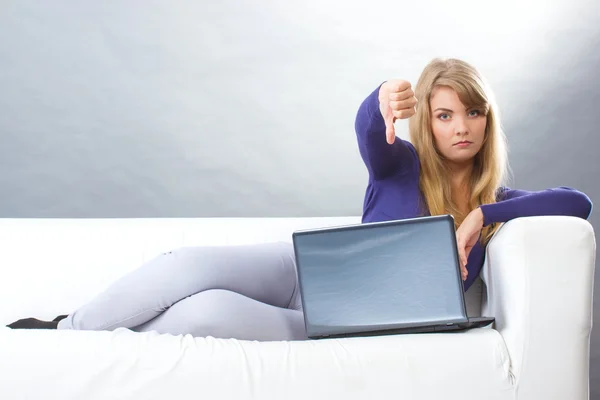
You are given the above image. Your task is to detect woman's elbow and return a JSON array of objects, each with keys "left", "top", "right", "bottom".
[
  {"left": 578, "top": 192, "right": 593, "bottom": 219},
  {"left": 559, "top": 187, "right": 593, "bottom": 219}
]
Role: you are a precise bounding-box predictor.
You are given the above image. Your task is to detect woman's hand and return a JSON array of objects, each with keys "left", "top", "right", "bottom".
[
  {"left": 378, "top": 80, "right": 418, "bottom": 144},
  {"left": 455, "top": 207, "right": 485, "bottom": 281}
]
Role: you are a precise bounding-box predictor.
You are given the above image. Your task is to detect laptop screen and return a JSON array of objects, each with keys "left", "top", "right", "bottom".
[{"left": 293, "top": 216, "right": 467, "bottom": 337}]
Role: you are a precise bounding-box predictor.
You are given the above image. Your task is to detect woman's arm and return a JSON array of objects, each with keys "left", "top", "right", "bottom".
[
  {"left": 355, "top": 84, "right": 417, "bottom": 180},
  {"left": 479, "top": 186, "right": 593, "bottom": 226}
]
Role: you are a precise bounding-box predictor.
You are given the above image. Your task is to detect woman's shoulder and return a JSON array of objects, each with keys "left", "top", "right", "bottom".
[{"left": 495, "top": 186, "right": 510, "bottom": 201}]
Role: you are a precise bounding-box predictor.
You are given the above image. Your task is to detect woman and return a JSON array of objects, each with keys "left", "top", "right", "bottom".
[{"left": 8, "top": 58, "right": 592, "bottom": 340}]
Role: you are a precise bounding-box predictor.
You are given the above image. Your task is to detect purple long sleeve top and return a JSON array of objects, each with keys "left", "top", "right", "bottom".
[{"left": 355, "top": 85, "right": 593, "bottom": 291}]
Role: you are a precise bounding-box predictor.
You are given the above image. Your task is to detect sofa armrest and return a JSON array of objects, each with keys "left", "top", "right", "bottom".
[{"left": 481, "top": 216, "right": 596, "bottom": 400}]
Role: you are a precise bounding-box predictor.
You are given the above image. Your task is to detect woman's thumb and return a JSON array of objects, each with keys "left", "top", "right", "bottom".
[{"left": 385, "top": 118, "right": 396, "bottom": 144}]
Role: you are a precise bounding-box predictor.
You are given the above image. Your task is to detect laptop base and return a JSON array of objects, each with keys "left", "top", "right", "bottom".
[{"left": 309, "top": 317, "right": 495, "bottom": 339}]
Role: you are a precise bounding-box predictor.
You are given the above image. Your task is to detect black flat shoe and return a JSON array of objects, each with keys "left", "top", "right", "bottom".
[
  {"left": 7, "top": 318, "right": 59, "bottom": 329},
  {"left": 52, "top": 314, "right": 68, "bottom": 322}
]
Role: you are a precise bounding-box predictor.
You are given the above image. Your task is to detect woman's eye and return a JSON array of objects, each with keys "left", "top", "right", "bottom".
[
  {"left": 438, "top": 113, "right": 449, "bottom": 120},
  {"left": 469, "top": 110, "right": 481, "bottom": 117}
]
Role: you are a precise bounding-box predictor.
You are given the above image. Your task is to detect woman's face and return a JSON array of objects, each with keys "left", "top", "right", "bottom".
[{"left": 430, "top": 86, "right": 487, "bottom": 165}]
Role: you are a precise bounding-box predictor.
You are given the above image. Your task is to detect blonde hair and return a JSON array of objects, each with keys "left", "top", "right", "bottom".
[{"left": 408, "top": 58, "right": 509, "bottom": 244}]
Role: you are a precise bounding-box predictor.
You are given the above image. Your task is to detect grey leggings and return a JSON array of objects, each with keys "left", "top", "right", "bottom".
[{"left": 57, "top": 242, "right": 307, "bottom": 341}]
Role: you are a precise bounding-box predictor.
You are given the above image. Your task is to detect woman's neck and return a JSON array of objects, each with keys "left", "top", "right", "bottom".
[
  {"left": 448, "top": 161, "right": 473, "bottom": 190},
  {"left": 447, "top": 161, "right": 474, "bottom": 213}
]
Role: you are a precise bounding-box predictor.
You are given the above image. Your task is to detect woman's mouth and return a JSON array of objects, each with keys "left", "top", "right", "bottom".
[{"left": 454, "top": 141, "right": 472, "bottom": 148}]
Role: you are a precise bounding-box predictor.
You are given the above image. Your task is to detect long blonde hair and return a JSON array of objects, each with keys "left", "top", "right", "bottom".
[{"left": 408, "top": 58, "right": 509, "bottom": 244}]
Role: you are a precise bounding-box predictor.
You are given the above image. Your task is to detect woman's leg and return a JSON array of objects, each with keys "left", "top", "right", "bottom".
[
  {"left": 134, "top": 289, "right": 306, "bottom": 340},
  {"left": 58, "top": 241, "right": 301, "bottom": 331}
]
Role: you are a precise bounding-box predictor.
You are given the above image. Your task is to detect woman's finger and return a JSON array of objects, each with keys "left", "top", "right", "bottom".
[{"left": 457, "top": 243, "right": 467, "bottom": 267}]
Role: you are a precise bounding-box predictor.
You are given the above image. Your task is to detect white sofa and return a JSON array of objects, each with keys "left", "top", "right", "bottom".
[{"left": 0, "top": 215, "right": 595, "bottom": 400}]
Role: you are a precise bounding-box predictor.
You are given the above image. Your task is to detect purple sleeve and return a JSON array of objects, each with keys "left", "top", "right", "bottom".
[
  {"left": 479, "top": 186, "right": 593, "bottom": 226},
  {"left": 354, "top": 84, "right": 417, "bottom": 180}
]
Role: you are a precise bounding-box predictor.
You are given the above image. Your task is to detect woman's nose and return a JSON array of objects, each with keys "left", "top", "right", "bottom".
[{"left": 454, "top": 117, "right": 469, "bottom": 135}]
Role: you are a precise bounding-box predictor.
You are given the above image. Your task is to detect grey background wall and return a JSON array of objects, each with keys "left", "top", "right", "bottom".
[{"left": 1, "top": 0, "right": 599, "bottom": 395}]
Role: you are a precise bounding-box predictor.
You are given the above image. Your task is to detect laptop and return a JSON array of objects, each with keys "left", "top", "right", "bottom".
[{"left": 291, "top": 214, "right": 494, "bottom": 339}]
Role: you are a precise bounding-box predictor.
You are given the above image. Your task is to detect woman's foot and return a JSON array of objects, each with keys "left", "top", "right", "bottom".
[
  {"left": 52, "top": 314, "right": 68, "bottom": 322},
  {"left": 7, "top": 318, "right": 59, "bottom": 329}
]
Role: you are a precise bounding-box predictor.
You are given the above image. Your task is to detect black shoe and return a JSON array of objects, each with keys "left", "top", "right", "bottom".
[
  {"left": 52, "top": 314, "right": 68, "bottom": 322},
  {"left": 7, "top": 318, "right": 59, "bottom": 330}
]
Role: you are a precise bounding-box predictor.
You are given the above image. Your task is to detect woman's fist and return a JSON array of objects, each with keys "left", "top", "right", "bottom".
[{"left": 378, "top": 80, "right": 418, "bottom": 144}]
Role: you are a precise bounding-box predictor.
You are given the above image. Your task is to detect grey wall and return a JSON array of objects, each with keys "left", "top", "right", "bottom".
[{"left": 2, "top": 0, "right": 599, "bottom": 395}]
